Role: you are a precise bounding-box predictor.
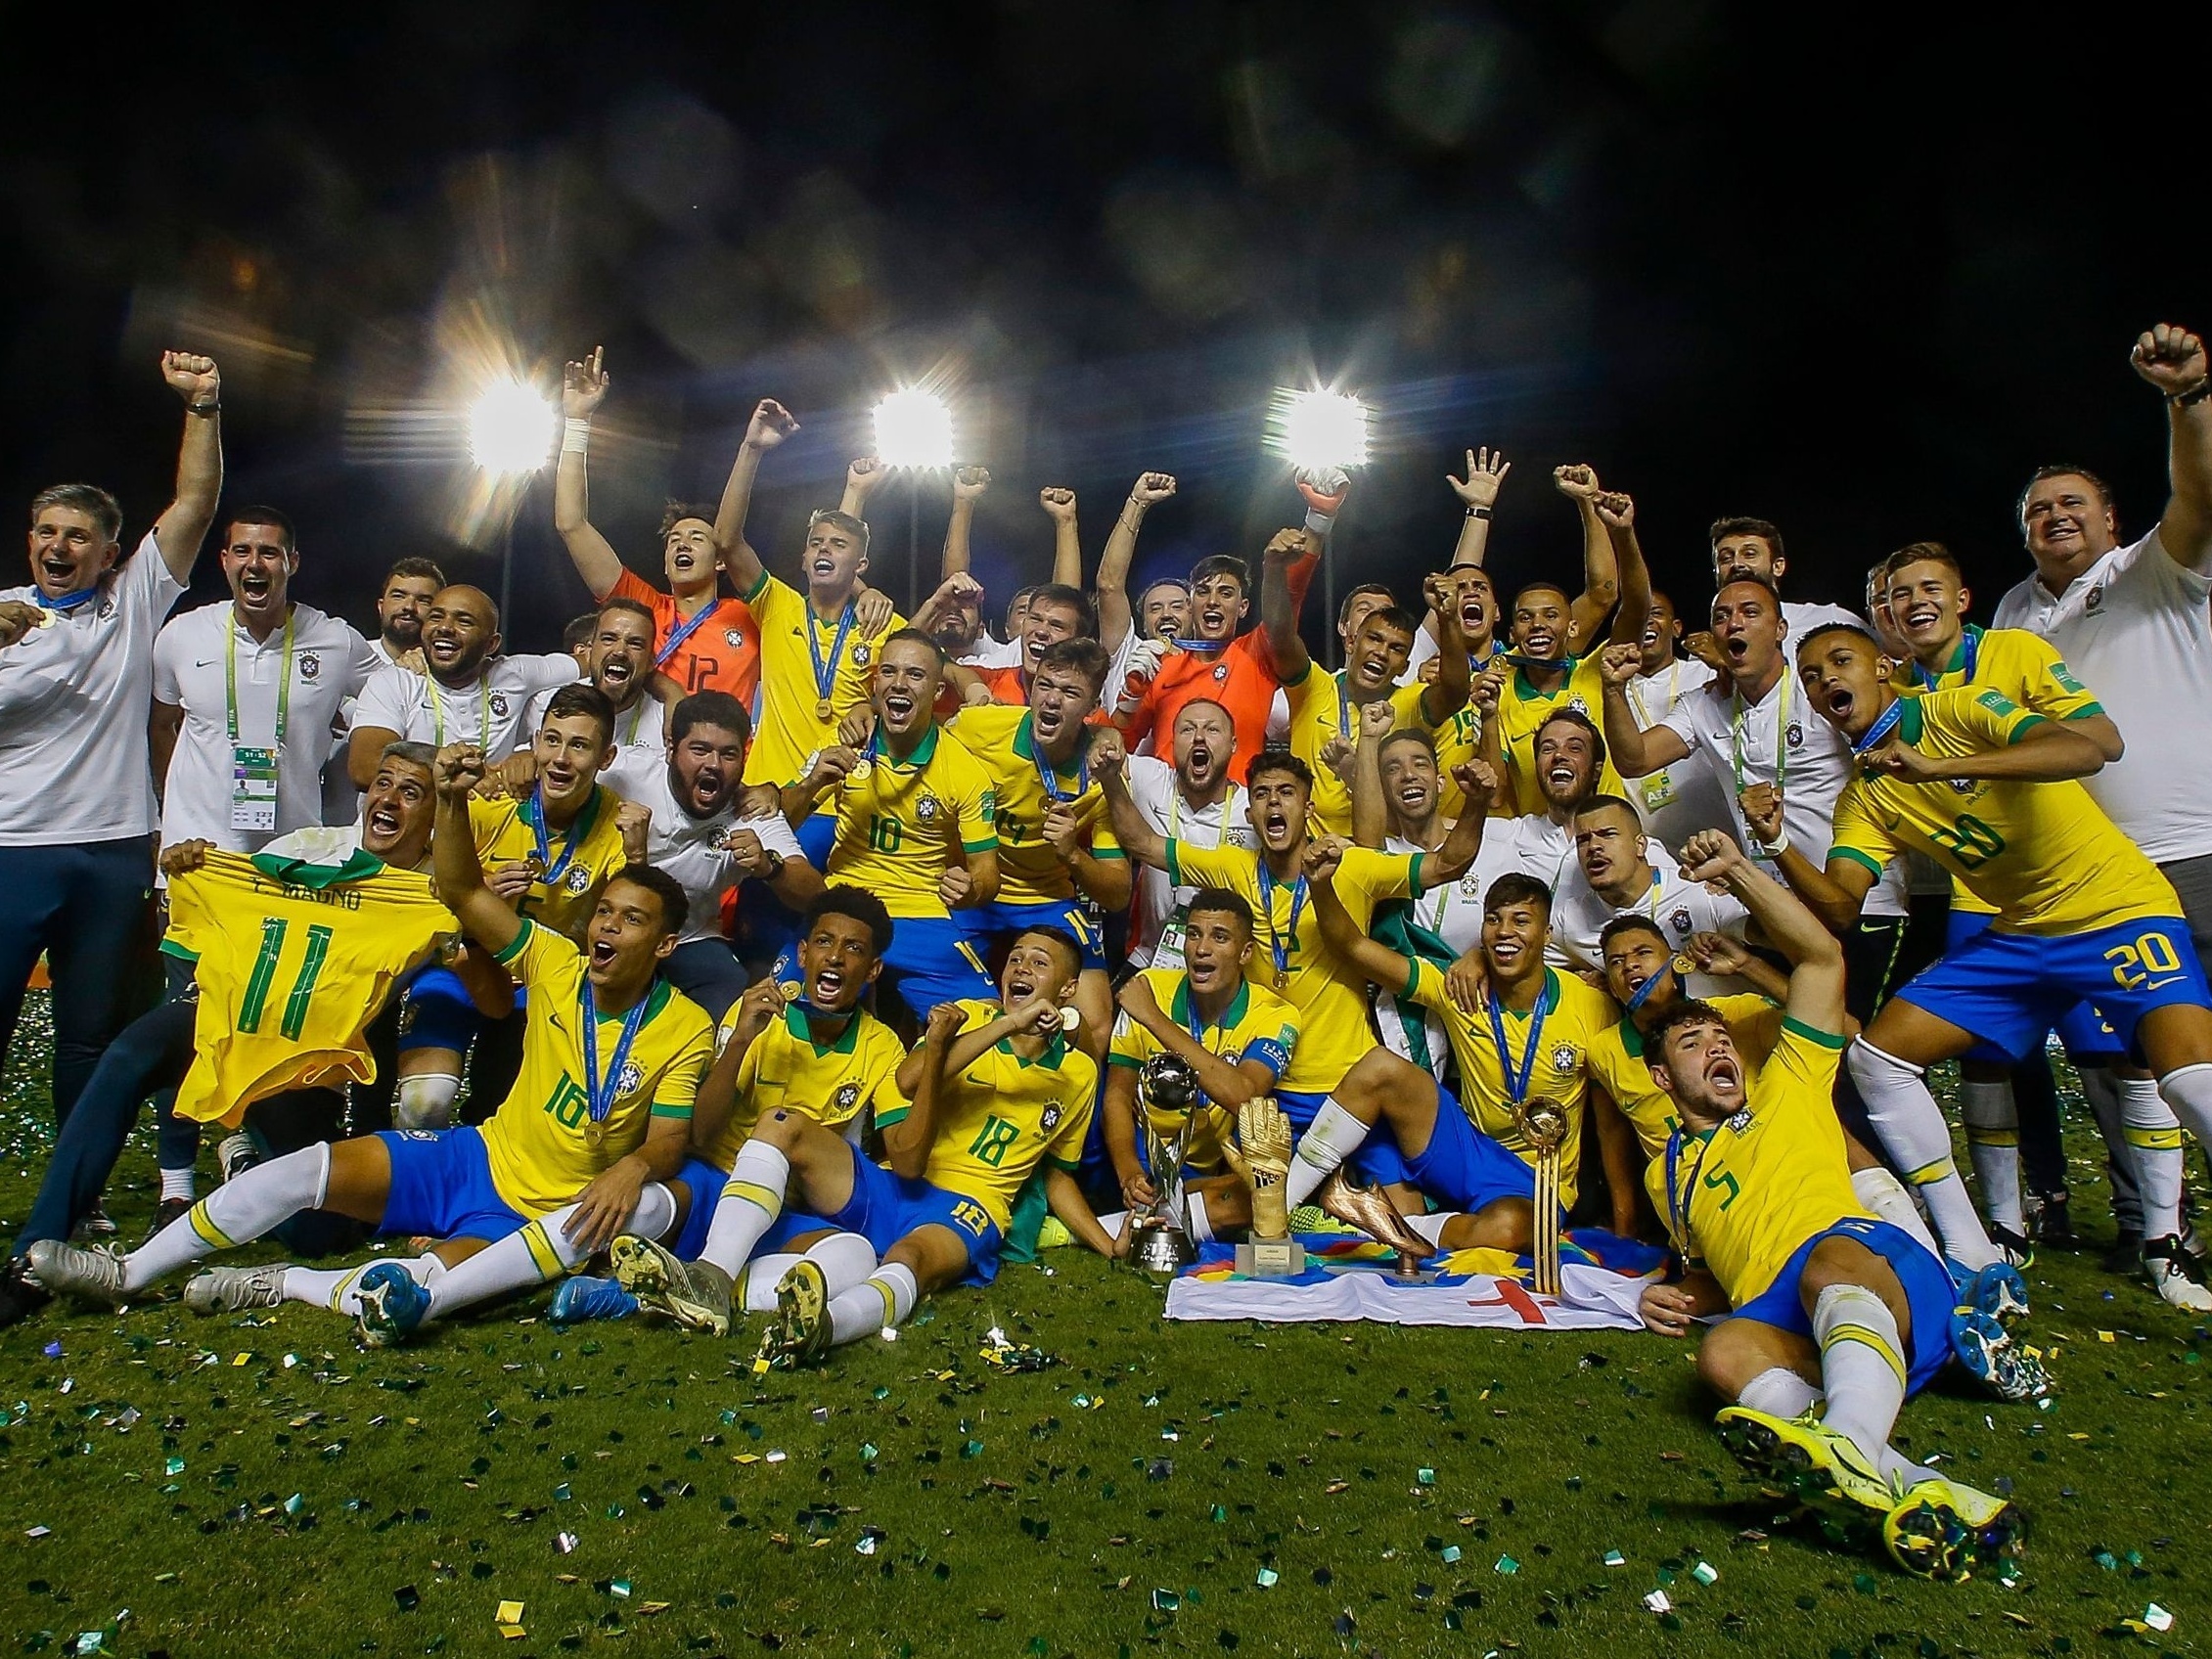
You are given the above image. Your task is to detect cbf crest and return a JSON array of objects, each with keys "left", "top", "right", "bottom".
[
  {"left": 614, "top": 1060, "right": 645, "bottom": 1099},
  {"left": 834, "top": 1082, "right": 861, "bottom": 1114},
  {"left": 1549, "top": 1043, "right": 1578, "bottom": 1076},
  {"left": 1785, "top": 721, "right": 1804, "bottom": 749},
  {"left": 916, "top": 793, "right": 943, "bottom": 824},
  {"left": 565, "top": 865, "right": 593, "bottom": 893},
  {"left": 1039, "top": 1100, "right": 1064, "bottom": 1134},
  {"left": 1668, "top": 907, "right": 1693, "bottom": 937},
  {"left": 298, "top": 652, "right": 322, "bottom": 682},
  {"left": 491, "top": 692, "right": 512, "bottom": 718}
]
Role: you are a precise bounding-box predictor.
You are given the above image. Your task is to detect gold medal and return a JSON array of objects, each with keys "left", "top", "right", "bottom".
[
  {"left": 1274, "top": 967, "right": 1288, "bottom": 991},
  {"left": 522, "top": 853, "right": 548, "bottom": 880},
  {"left": 815, "top": 697, "right": 834, "bottom": 723},
  {"left": 584, "top": 1117, "right": 607, "bottom": 1148}
]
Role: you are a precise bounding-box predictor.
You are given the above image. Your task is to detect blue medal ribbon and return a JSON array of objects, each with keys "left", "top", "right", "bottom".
[
  {"left": 1661, "top": 1124, "right": 1719, "bottom": 1255},
  {"left": 1484, "top": 980, "right": 1551, "bottom": 1107},
  {"left": 528, "top": 786, "right": 588, "bottom": 887},
  {"left": 1850, "top": 696, "right": 1906, "bottom": 758},
  {"left": 1033, "top": 727, "right": 1089, "bottom": 805},
  {"left": 580, "top": 979, "right": 654, "bottom": 1126},
  {"left": 1913, "top": 623, "right": 1979, "bottom": 691},
  {"left": 1624, "top": 962, "right": 1670, "bottom": 1013},
  {"left": 1505, "top": 651, "right": 1572, "bottom": 674},
  {"left": 31, "top": 587, "right": 100, "bottom": 612},
  {"left": 655, "top": 598, "right": 725, "bottom": 668},
  {"left": 807, "top": 601, "right": 858, "bottom": 708},
  {"left": 1254, "top": 860, "right": 1308, "bottom": 985}
]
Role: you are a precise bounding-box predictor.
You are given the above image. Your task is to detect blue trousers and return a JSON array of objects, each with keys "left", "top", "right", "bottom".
[{"left": 0, "top": 837, "right": 155, "bottom": 1126}]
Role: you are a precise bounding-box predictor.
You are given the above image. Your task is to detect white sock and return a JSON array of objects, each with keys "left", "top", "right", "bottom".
[
  {"left": 2123, "top": 1074, "right": 2188, "bottom": 1240},
  {"left": 125, "top": 1143, "right": 331, "bottom": 1291},
  {"left": 739, "top": 1253, "right": 803, "bottom": 1314},
  {"left": 738, "top": 1231, "right": 880, "bottom": 1314},
  {"left": 1185, "top": 1191, "right": 1215, "bottom": 1245},
  {"left": 283, "top": 1253, "right": 447, "bottom": 1316},
  {"left": 1285, "top": 1098, "right": 1375, "bottom": 1209},
  {"left": 1811, "top": 1281, "right": 1926, "bottom": 1488},
  {"left": 1738, "top": 1365, "right": 1822, "bottom": 1420},
  {"left": 425, "top": 1184, "right": 678, "bottom": 1321},
  {"left": 394, "top": 1072, "right": 462, "bottom": 1131},
  {"left": 1959, "top": 1077, "right": 2024, "bottom": 1234},
  {"left": 1850, "top": 1166, "right": 1941, "bottom": 1259},
  {"left": 827, "top": 1261, "right": 919, "bottom": 1347},
  {"left": 2157, "top": 1060, "right": 2212, "bottom": 1149},
  {"left": 2077, "top": 1065, "right": 2144, "bottom": 1233},
  {"left": 698, "top": 1142, "right": 792, "bottom": 1277},
  {"left": 1847, "top": 1040, "right": 1998, "bottom": 1269},
  {"left": 159, "top": 1166, "right": 197, "bottom": 1203},
  {"left": 1404, "top": 1211, "right": 1454, "bottom": 1248}
]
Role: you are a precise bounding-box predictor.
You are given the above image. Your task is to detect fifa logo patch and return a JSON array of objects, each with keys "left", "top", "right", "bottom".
[{"left": 299, "top": 652, "right": 321, "bottom": 681}]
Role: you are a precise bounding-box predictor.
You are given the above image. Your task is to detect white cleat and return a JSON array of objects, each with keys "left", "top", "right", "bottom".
[
  {"left": 23, "top": 1239, "right": 129, "bottom": 1307},
  {"left": 184, "top": 1264, "right": 288, "bottom": 1315},
  {"left": 2144, "top": 1236, "right": 2212, "bottom": 1313}
]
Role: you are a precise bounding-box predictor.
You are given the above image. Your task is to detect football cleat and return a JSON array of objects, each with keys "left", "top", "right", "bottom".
[
  {"left": 355, "top": 1261, "right": 431, "bottom": 1348},
  {"left": 550, "top": 1275, "right": 640, "bottom": 1325},
  {"left": 184, "top": 1264, "right": 288, "bottom": 1316},
  {"left": 71, "top": 1203, "right": 118, "bottom": 1240},
  {"left": 216, "top": 1132, "right": 262, "bottom": 1185},
  {"left": 1987, "top": 1225, "right": 2034, "bottom": 1269},
  {"left": 2144, "top": 1235, "right": 2212, "bottom": 1313},
  {"left": 1950, "top": 1258, "right": 2030, "bottom": 1324},
  {"left": 1947, "top": 1307, "right": 2050, "bottom": 1401},
  {"left": 23, "top": 1239, "right": 129, "bottom": 1307},
  {"left": 609, "top": 1234, "right": 733, "bottom": 1337},
  {"left": 1882, "top": 1476, "right": 2026, "bottom": 1582},
  {"left": 0, "top": 1256, "right": 51, "bottom": 1329},
  {"left": 1715, "top": 1407, "right": 1896, "bottom": 1518},
  {"left": 757, "top": 1260, "right": 834, "bottom": 1370},
  {"left": 140, "top": 1197, "right": 193, "bottom": 1246}
]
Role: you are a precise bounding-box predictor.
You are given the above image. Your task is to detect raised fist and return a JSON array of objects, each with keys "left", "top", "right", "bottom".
[
  {"left": 745, "top": 399, "right": 800, "bottom": 451},
  {"left": 1038, "top": 486, "right": 1077, "bottom": 522},
  {"left": 1552, "top": 463, "right": 1601, "bottom": 502},
  {"left": 952, "top": 465, "right": 992, "bottom": 502},
  {"left": 161, "top": 351, "right": 220, "bottom": 407},
  {"left": 563, "top": 347, "right": 609, "bottom": 419},
  {"left": 2131, "top": 323, "right": 2207, "bottom": 398},
  {"left": 1594, "top": 490, "right": 1635, "bottom": 529},
  {"left": 1130, "top": 472, "right": 1178, "bottom": 507}
]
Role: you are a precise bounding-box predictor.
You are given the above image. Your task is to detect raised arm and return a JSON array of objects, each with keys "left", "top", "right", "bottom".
[
  {"left": 1416, "top": 572, "right": 1473, "bottom": 727},
  {"left": 1259, "top": 528, "right": 1313, "bottom": 680},
  {"left": 1597, "top": 643, "right": 1692, "bottom": 777},
  {"left": 1088, "top": 730, "right": 1167, "bottom": 870},
  {"left": 1306, "top": 848, "right": 1415, "bottom": 997},
  {"left": 1422, "top": 760, "right": 1498, "bottom": 884},
  {"left": 838, "top": 455, "right": 888, "bottom": 522},
  {"left": 711, "top": 398, "right": 800, "bottom": 594},
  {"left": 152, "top": 352, "right": 224, "bottom": 583},
  {"left": 1095, "top": 472, "right": 1177, "bottom": 653},
  {"left": 1445, "top": 447, "right": 1511, "bottom": 569},
  {"left": 429, "top": 744, "right": 522, "bottom": 957},
  {"left": 940, "top": 466, "right": 989, "bottom": 580},
  {"left": 885, "top": 1003, "right": 965, "bottom": 1176},
  {"left": 1735, "top": 785, "right": 1876, "bottom": 937},
  {"left": 552, "top": 348, "right": 624, "bottom": 601},
  {"left": 2130, "top": 322, "right": 2212, "bottom": 573},
  {"left": 1595, "top": 491, "right": 1653, "bottom": 648},
  {"left": 1349, "top": 699, "right": 1393, "bottom": 849},
  {"left": 687, "top": 979, "right": 783, "bottom": 1163},
  {"left": 1039, "top": 487, "right": 1082, "bottom": 589},
  {"left": 1553, "top": 465, "right": 1619, "bottom": 655},
  {"left": 1677, "top": 830, "right": 1845, "bottom": 1034}
]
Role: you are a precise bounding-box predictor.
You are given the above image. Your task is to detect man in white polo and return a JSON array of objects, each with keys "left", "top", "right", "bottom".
[{"left": 0, "top": 351, "right": 222, "bottom": 1157}]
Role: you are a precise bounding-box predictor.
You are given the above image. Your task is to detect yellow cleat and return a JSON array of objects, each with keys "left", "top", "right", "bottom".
[
  {"left": 609, "top": 1233, "right": 732, "bottom": 1337},
  {"left": 1715, "top": 1406, "right": 1895, "bottom": 1518},
  {"left": 1883, "top": 1477, "right": 2027, "bottom": 1582}
]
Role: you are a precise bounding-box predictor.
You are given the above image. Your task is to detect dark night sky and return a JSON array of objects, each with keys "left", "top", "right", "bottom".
[{"left": 4, "top": 3, "right": 2207, "bottom": 652}]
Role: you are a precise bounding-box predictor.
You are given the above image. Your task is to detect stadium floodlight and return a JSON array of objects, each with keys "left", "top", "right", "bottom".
[
  {"left": 1270, "top": 388, "right": 1371, "bottom": 472},
  {"left": 468, "top": 379, "right": 558, "bottom": 474},
  {"left": 873, "top": 389, "right": 956, "bottom": 470}
]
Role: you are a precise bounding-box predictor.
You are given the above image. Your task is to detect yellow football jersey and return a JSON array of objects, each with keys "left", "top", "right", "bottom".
[
  {"left": 1107, "top": 965, "right": 1309, "bottom": 1165},
  {"left": 1645, "top": 1020, "right": 1865, "bottom": 1306},
  {"left": 164, "top": 849, "right": 455, "bottom": 1127},
  {"left": 740, "top": 573, "right": 906, "bottom": 787},
  {"left": 880, "top": 999, "right": 1097, "bottom": 1230},
  {"left": 1282, "top": 666, "right": 1433, "bottom": 836},
  {"left": 1829, "top": 687, "right": 2178, "bottom": 936},
  {"left": 825, "top": 725, "right": 999, "bottom": 919},
  {"left": 700, "top": 1004, "right": 911, "bottom": 1170},
  {"left": 1585, "top": 991, "right": 1785, "bottom": 1156},
  {"left": 1400, "top": 961, "right": 1617, "bottom": 1206},
  {"left": 479, "top": 920, "right": 715, "bottom": 1216},
  {"left": 1165, "top": 840, "right": 1407, "bottom": 1092},
  {"left": 468, "top": 786, "right": 631, "bottom": 942},
  {"left": 1429, "top": 702, "right": 1485, "bottom": 822},
  {"left": 951, "top": 705, "right": 1123, "bottom": 906},
  {"left": 1490, "top": 656, "right": 1625, "bottom": 818},
  {"left": 1888, "top": 625, "right": 2106, "bottom": 918}
]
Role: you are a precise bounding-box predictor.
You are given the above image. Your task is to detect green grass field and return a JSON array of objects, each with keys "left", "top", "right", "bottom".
[{"left": 1, "top": 997, "right": 2205, "bottom": 1659}]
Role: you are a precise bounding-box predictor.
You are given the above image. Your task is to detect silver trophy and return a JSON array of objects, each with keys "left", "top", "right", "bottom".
[{"left": 1130, "top": 1053, "right": 1200, "bottom": 1278}]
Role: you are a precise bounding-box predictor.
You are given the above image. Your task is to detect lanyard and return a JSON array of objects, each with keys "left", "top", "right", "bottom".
[
  {"left": 1167, "top": 783, "right": 1240, "bottom": 839},
  {"left": 1485, "top": 980, "right": 1551, "bottom": 1107},
  {"left": 1254, "top": 858, "right": 1308, "bottom": 984},
  {"left": 1033, "top": 727, "right": 1089, "bottom": 804},
  {"left": 1912, "top": 625, "right": 1979, "bottom": 691},
  {"left": 31, "top": 587, "right": 99, "bottom": 612},
  {"left": 527, "top": 786, "right": 588, "bottom": 886},
  {"left": 426, "top": 672, "right": 494, "bottom": 748},
  {"left": 1624, "top": 962, "right": 1670, "bottom": 1013},
  {"left": 806, "top": 601, "right": 859, "bottom": 707},
  {"left": 1626, "top": 660, "right": 1681, "bottom": 727},
  {"left": 1730, "top": 670, "right": 1790, "bottom": 801},
  {"left": 1661, "top": 1126, "right": 1718, "bottom": 1254},
  {"left": 579, "top": 980, "right": 654, "bottom": 1124},
  {"left": 224, "top": 605, "right": 295, "bottom": 750},
  {"left": 1506, "top": 652, "right": 1572, "bottom": 674},
  {"left": 1851, "top": 696, "right": 1906, "bottom": 757},
  {"left": 655, "top": 598, "right": 724, "bottom": 668},
  {"left": 617, "top": 695, "right": 648, "bottom": 747}
]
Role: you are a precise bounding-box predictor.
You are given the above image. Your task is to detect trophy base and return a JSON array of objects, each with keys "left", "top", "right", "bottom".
[
  {"left": 1235, "top": 1238, "right": 1307, "bottom": 1278},
  {"left": 1131, "top": 1221, "right": 1196, "bottom": 1279}
]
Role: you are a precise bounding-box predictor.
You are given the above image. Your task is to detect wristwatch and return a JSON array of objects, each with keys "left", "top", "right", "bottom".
[{"left": 760, "top": 849, "right": 787, "bottom": 880}]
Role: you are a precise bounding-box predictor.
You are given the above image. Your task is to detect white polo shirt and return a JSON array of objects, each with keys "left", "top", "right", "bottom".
[
  {"left": 1992, "top": 528, "right": 2212, "bottom": 865},
  {"left": 0, "top": 533, "right": 186, "bottom": 846},
  {"left": 602, "top": 751, "right": 800, "bottom": 947},
  {"left": 1658, "top": 670, "right": 1908, "bottom": 919},
  {"left": 1124, "top": 756, "right": 1254, "bottom": 969},
  {"left": 1548, "top": 832, "right": 1750, "bottom": 995},
  {"left": 323, "top": 635, "right": 408, "bottom": 827},
  {"left": 350, "top": 652, "right": 579, "bottom": 760},
  {"left": 1782, "top": 599, "right": 1864, "bottom": 647},
  {"left": 524, "top": 681, "right": 665, "bottom": 768},
  {"left": 1620, "top": 657, "right": 1733, "bottom": 853},
  {"left": 957, "top": 631, "right": 1023, "bottom": 670},
  {"left": 153, "top": 601, "right": 382, "bottom": 853}
]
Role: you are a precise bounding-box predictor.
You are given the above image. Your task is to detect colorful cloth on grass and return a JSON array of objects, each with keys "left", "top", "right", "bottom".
[{"left": 1163, "top": 1228, "right": 1665, "bottom": 1328}]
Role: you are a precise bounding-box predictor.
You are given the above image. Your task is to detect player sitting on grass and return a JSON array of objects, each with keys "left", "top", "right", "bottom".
[
  {"left": 1634, "top": 830, "right": 2024, "bottom": 1583},
  {"left": 550, "top": 887, "right": 910, "bottom": 1325},
  {"left": 28, "top": 743, "right": 714, "bottom": 1346},
  {"left": 610, "top": 927, "right": 1122, "bottom": 1363}
]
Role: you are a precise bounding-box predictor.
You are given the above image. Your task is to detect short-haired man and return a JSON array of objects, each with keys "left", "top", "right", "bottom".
[
  {"left": 1552, "top": 794, "right": 1749, "bottom": 979},
  {"left": 1704, "top": 515, "right": 1864, "bottom": 650},
  {"left": 324, "top": 556, "right": 450, "bottom": 824},
  {"left": 1118, "top": 697, "right": 1253, "bottom": 972},
  {"left": 0, "top": 351, "right": 222, "bottom": 1152},
  {"left": 522, "top": 595, "right": 667, "bottom": 764}
]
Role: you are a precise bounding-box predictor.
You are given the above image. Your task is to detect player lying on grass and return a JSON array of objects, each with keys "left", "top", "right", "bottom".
[
  {"left": 550, "top": 886, "right": 911, "bottom": 1325},
  {"left": 28, "top": 743, "right": 714, "bottom": 1346},
  {"left": 609, "top": 926, "right": 1122, "bottom": 1363},
  {"left": 1634, "top": 830, "right": 2024, "bottom": 1584}
]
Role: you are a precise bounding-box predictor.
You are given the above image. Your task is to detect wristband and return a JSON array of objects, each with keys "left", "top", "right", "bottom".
[
  {"left": 563, "top": 418, "right": 591, "bottom": 455},
  {"left": 187, "top": 400, "right": 221, "bottom": 418},
  {"left": 1465, "top": 505, "right": 1490, "bottom": 520},
  {"left": 2173, "top": 380, "right": 2212, "bottom": 408},
  {"left": 1752, "top": 826, "right": 1790, "bottom": 858},
  {"left": 1303, "top": 509, "right": 1335, "bottom": 536}
]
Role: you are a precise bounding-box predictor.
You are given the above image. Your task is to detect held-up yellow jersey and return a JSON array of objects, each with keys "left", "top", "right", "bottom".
[
  {"left": 1400, "top": 962, "right": 1617, "bottom": 1206},
  {"left": 480, "top": 920, "right": 715, "bottom": 1216},
  {"left": 880, "top": 999, "right": 1097, "bottom": 1231},
  {"left": 740, "top": 573, "right": 906, "bottom": 787},
  {"left": 700, "top": 1004, "right": 910, "bottom": 1170},
  {"left": 1165, "top": 840, "right": 1411, "bottom": 1091},
  {"left": 1646, "top": 1020, "right": 1865, "bottom": 1306},
  {"left": 1106, "top": 966, "right": 1307, "bottom": 1166},
  {"left": 826, "top": 725, "right": 999, "bottom": 919},
  {"left": 1586, "top": 992, "right": 1785, "bottom": 1156},
  {"left": 1490, "top": 656, "right": 1624, "bottom": 818},
  {"left": 163, "top": 849, "right": 455, "bottom": 1127},
  {"left": 1888, "top": 626, "right": 2106, "bottom": 919},
  {"left": 1829, "top": 688, "right": 2178, "bottom": 936},
  {"left": 952, "top": 705, "right": 1123, "bottom": 906},
  {"left": 469, "top": 786, "right": 631, "bottom": 942},
  {"left": 1282, "top": 666, "right": 1433, "bottom": 836}
]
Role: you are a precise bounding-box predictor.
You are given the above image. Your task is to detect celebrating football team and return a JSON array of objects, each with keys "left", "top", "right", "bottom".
[{"left": 5, "top": 320, "right": 2210, "bottom": 1585}]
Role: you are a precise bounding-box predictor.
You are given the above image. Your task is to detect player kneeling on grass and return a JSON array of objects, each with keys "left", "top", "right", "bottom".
[
  {"left": 551, "top": 886, "right": 911, "bottom": 1325},
  {"left": 29, "top": 744, "right": 714, "bottom": 1347},
  {"left": 1635, "top": 831, "right": 2023, "bottom": 1583},
  {"left": 610, "top": 927, "right": 1121, "bottom": 1365}
]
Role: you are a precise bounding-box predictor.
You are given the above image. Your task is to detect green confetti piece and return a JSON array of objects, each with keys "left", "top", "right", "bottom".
[
  {"left": 961, "top": 1440, "right": 984, "bottom": 1458},
  {"left": 1440, "top": 1546, "right": 1461, "bottom": 1564},
  {"left": 1209, "top": 1504, "right": 1227, "bottom": 1523},
  {"left": 1416, "top": 1467, "right": 1435, "bottom": 1485},
  {"left": 1254, "top": 1568, "right": 1278, "bottom": 1589},
  {"left": 163, "top": 1458, "right": 184, "bottom": 1476},
  {"left": 1692, "top": 1561, "right": 1718, "bottom": 1585},
  {"left": 861, "top": 1444, "right": 879, "bottom": 1461},
  {"left": 1603, "top": 1549, "right": 1626, "bottom": 1567},
  {"left": 1494, "top": 1555, "right": 1518, "bottom": 1575}
]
